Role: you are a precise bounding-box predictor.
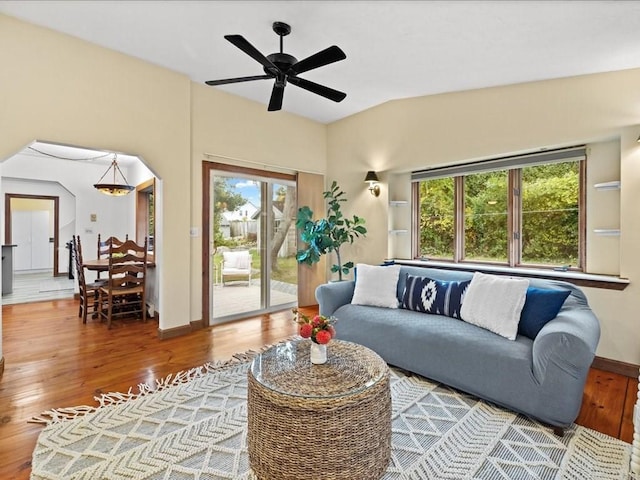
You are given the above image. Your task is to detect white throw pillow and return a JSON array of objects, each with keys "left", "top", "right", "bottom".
[
  {"left": 351, "top": 263, "right": 401, "bottom": 309},
  {"left": 460, "top": 272, "right": 529, "bottom": 340}
]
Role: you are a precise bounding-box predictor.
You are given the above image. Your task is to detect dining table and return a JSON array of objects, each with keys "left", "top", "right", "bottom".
[{"left": 82, "top": 258, "right": 156, "bottom": 272}]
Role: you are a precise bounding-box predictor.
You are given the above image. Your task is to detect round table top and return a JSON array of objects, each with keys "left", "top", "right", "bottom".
[{"left": 249, "top": 339, "right": 387, "bottom": 400}]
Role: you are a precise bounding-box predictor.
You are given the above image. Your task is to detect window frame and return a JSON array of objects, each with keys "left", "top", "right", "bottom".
[
  {"left": 136, "top": 178, "right": 155, "bottom": 262},
  {"left": 413, "top": 152, "right": 586, "bottom": 271}
]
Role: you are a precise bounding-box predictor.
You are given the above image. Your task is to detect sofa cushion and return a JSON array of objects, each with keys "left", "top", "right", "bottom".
[
  {"left": 518, "top": 287, "right": 571, "bottom": 339},
  {"left": 460, "top": 272, "right": 529, "bottom": 340},
  {"left": 401, "top": 274, "right": 470, "bottom": 319},
  {"left": 351, "top": 263, "right": 402, "bottom": 309}
]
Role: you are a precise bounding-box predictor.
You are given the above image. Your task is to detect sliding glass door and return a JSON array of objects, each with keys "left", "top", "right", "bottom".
[{"left": 207, "top": 166, "right": 297, "bottom": 323}]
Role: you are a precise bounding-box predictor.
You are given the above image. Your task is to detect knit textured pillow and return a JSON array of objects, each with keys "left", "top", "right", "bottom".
[{"left": 401, "top": 274, "right": 470, "bottom": 319}]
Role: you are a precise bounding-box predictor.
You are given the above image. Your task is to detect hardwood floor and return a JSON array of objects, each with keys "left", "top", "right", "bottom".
[{"left": 0, "top": 299, "right": 636, "bottom": 479}]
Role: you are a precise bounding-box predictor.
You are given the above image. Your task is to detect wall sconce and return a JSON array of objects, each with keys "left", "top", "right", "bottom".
[{"left": 364, "top": 170, "right": 380, "bottom": 197}]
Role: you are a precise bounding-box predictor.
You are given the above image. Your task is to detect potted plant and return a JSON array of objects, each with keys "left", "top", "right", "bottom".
[{"left": 295, "top": 181, "right": 367, "bottom": 281}]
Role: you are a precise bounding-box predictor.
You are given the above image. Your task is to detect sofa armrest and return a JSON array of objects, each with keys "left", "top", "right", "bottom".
[
  {"left": 532, "top": 304, "right": 600, "bottom": 385},
  {"left": 315, "top": 281, "right": 355, "bottom": 316}
]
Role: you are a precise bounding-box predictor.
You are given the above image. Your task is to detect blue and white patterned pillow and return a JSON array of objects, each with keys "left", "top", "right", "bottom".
[{"left": 401, "top": 274, "right": 470, "bottom": 318}]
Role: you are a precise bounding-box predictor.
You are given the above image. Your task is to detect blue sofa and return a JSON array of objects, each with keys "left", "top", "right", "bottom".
[{"left": 316, "top": 265, "right": 600, "bottom": 433}]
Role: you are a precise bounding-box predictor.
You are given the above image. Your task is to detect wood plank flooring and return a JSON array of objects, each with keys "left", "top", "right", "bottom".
[{"left": 0, "top": 299, "right": 636, "bottom": 480}]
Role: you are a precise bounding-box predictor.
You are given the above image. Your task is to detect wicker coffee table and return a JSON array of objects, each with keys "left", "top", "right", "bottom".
[{"left": 247, "top": 339, "right": 391, "bottom": 480}]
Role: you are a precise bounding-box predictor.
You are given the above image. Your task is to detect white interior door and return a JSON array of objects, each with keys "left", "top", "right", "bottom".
[
  {"left": 11, "top": 210, "right": 52, "bottom": 271},
  {"left": 12, "top": 211, "right": 32, "bottom": 271},
  {"left": 31, "top": 210, "right": 52, "bottom": 269}
]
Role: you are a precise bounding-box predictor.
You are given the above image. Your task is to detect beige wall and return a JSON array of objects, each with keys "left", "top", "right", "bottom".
[{"left": 327, "top": 70, "right": 640, "bottom": 365}]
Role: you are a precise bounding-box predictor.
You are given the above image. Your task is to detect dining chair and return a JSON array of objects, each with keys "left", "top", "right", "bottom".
[
  {"left": 98, "top": 237, "right": 148, "bottom": 329},
  {"left": 96, "top": 234, "right": 128, "bottom": 280},
  {"left": 72, "top": 235, "right": 103, "bottom": 324}
]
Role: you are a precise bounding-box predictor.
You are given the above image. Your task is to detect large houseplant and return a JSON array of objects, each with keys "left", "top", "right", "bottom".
[{"left": 296, "top": 181, "right": 367, "bottom": 281}]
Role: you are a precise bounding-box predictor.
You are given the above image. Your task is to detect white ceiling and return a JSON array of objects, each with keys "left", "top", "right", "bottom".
[{"left": 2, "top": 0, "right": 640, "bottom": 124}]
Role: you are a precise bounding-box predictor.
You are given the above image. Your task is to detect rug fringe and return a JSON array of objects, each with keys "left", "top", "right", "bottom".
[{"left": 29, "top": 340, "right": 293, "bottom": 425}]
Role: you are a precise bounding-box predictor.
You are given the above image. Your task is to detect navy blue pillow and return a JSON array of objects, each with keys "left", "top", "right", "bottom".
[
  {"left": 518, "top": 287, "right": 571, "bottom": 339},
  {"left": 401, "top": 275, "right": 470, "bottom": 319}
]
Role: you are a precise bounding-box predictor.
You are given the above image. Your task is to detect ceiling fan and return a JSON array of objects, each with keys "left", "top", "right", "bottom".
[{"left": 205, "top": 21, "right": 347, "bottom": 112}]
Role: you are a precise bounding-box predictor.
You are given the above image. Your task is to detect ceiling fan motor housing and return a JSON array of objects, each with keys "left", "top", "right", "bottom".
[{"left": 265, "top": 53, "right": 298, "bottom": 75}]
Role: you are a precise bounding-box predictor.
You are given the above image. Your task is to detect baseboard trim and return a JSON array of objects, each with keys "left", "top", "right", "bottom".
[
  {"left": 592, "top": 356, "right": 639, "bottom": 378},
  {"left": 157, "top": 318, "right": 203, "bottom": 339},
  {"left": 0, "top": 356, "right": 4, "bottom": 377},
  {"left": 157, "top": 324, "right": 192, "bottom": 339}
]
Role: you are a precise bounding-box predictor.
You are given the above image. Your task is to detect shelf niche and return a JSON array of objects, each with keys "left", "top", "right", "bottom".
[
  {"left": 593, "top": 229, "right": 620, "bottom": 236},
  {"left": 593, "top": 181, "right": 620, "bottom": 190}
]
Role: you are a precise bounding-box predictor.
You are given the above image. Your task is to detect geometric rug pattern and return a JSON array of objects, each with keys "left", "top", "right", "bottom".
[{"left": 31, "top": 358, "right": 634, "bottom": 479}]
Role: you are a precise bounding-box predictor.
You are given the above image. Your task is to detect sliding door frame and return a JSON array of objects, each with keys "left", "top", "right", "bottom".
[{"left": 201, "top": 161, "right": 296, "bottom": 327}]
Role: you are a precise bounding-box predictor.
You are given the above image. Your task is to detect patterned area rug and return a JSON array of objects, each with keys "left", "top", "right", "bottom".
[{"left": 31, "top": 354, "right": 633, "bottom": 480}]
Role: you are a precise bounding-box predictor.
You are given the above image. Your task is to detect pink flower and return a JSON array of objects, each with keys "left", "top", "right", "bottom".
[
  {"left": 299, "top": 324, "right": 313, "bottom": 338},
  {"left": 315, "top": 329, "right": 332, "bottom": 345},
  {"left": 312, "top": 315, "right": 322, "bottom": 327}
]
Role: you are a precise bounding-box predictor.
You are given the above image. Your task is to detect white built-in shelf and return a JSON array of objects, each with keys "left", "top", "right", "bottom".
[
  {"left": 593, "top": 228, "right": 620, "bottom": 236},
  {"left": 389, "top": 200, "right": 408, "bottom": 206},
  {"left": 594, "top": 181, "right": 620, "bottom": 190},
  {"left": 389, "top": 229, "right": 409, "bottom": 235}
]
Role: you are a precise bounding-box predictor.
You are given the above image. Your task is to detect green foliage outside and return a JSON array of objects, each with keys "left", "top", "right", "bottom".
[
  {"left": 419, "top": 177, "right": 455, "bottom": 258},
  {"left": 212, "top": 178, "right": 247, "bottom": 247},
  {"left": 419, "top": 162, "right": 579, "bottom": 266},
  {"left": 464, "top": 171, "right": 508, "bottom": 261},
  {"left": 521, "top": 163, "right": 579, "bottom": 265}
]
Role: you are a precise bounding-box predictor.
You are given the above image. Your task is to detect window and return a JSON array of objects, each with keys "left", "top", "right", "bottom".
[
  {"left": 417, "top": 177, "right": 455, "bottom": 259},
  {"left": 413, "top": 147, "right": 585, "bottom": 270},
  {"left": 464, "top": 171, "right": 508, "bottom": 263}
]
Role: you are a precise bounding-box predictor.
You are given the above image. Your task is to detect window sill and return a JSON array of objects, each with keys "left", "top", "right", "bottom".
[{"left": 392, "top": 259, "right": 629, "bottom": 291}]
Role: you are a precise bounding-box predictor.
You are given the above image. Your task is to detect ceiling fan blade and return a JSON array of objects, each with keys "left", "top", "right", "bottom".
[
  {"left": 205, "top": 75, "right": 272, "bottom": 86},
  {"left": 225, "top": 35, "right": 278, "bottom": 74},
  {"left": 288, "top": 77, "right": 346, "bottom": 103},
  {"left": 288, "top": 45, "right": 346, "bottom": 75},
  {"left": 268, "top": 82, "right": 285, "bottom": 111}
]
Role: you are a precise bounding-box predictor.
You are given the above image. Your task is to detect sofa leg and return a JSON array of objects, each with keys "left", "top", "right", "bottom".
[{"left": 553, "top": 426, "right": 564, "bottom": 437}]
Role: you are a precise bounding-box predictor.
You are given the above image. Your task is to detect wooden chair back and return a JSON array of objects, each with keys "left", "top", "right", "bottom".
[
  {"left": 98, "top": 238, "right": 148, "bottom": 328},
  {"left": 73, "top": 235, "right": 101, "bottom": 323},
  {"left": 97, "top": 234, "right": 129, "bottom": 259},
  {"left": 97, "top": 234, "right": 129, "bottom": 279},
  {"left": 107, "top": 238, "right": 148, "bottom": 289}
]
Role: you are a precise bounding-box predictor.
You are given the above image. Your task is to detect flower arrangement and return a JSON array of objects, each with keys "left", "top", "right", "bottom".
[{"left": 293, "top": 308, "right": 337, "bottom": 345}]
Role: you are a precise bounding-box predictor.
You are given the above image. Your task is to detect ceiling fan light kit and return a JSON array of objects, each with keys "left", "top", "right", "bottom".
[{"left": 206, "top": 21, "right": 347, "bottom": 112}]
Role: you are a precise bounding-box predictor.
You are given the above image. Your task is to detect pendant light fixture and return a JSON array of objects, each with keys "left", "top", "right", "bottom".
[{"left": 93, "top": 154, "right": 135, "bottom": 196}]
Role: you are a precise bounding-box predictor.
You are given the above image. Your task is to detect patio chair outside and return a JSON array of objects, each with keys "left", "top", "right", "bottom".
[{"left": 221, "top": 250, "right": 252, "bottom": 286}]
